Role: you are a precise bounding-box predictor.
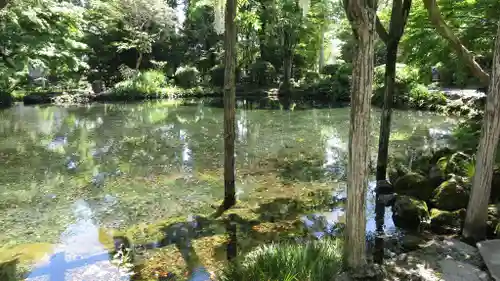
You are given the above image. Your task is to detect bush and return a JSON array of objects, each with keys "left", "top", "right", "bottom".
[
  {"left": 111, "top": 70, "right": 168, "bottom": 98},
  {"left": 372, "top": 63, "right": 447, "bottom": 110},
  {"left": 174, "top": 65, "right": 200, "bottom": 88},
  {"left": 304, "top": 71, "right": 321, "bottom": 83},
  {"left": 220, "top": 239, "right": 343, "bottom": 281},
  {"left": 321, "top": 61, "right": 352, "bottom": 76},
  {"left": 249, "top": 60, "right": 277, "bottom": 86},
  {"left": 209, "top": 65, "right": 225, "bottom": 87},
  {"left": 297, "top": 63, "right": 351, "bottom": 103}
]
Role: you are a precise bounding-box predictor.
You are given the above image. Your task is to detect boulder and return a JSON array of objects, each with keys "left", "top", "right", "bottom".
[
  {"left": 388, "top": 164, "right": 410, "bottom": 186},
  {"left": 430, "top": 208, "right": 465, "bottom": 234},
  {"left": 431, "top": 178, "right": 469, "bottom": 211},
  {"left": 392, "top": 195, "right": 430, "bottom": 231},
  {"left": 428, "top": 165, "right": 446, "bottom": 189},
  {"left": 394, "top": 173, "right": 434, "bottom": 201}
]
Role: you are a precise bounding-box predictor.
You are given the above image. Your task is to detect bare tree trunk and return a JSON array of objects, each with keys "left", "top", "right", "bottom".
[
  {"left": 343, "top": 0, "right": 377, "bottom": 268},
  {"left": 222, "top": 0, "right": 237, "bottom": 210},
  {"left": 423, "top": 0, "right": 490, "bottom": 86},
  {"left": 282, "top": 28, "right": 293, "bottom": 95},
  {"left": 463, "top": 21, "right": 500, "bottom": 242},
  {"left": 375, "top": 0, "right": 411, "bottom": 181},
  {"left": 135, "top": 52, "right": 143, "bottom": 70},
  {"left": 318, "top": 27, "right": 325, "bottom": 72}
]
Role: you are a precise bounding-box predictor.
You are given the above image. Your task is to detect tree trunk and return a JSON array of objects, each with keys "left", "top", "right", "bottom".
[
  {"left": 222, "top": 0, "right": 237, "bottom": 210},
  {"left": 343, "top": 0, "right": 377, "bottom": 268},
  {"left": 463, "top": 21, "right": 500, "bottom": 242},
  {"left": 318, "top": 27, "right": 325, "bottom": 72},
  {"left": 423, "top": 0, "right": 490, "bottom": 86},
  {"left": 375, "top": 0, "right": 411, "bottom": 181},
  {"left": 136, "top": 52, "right": 143, "bottom": 70},
  {"left": 376, "top": 42, "right": 398, "bottom": 181},
  {"left": 282, "top": 28, "right": 293, "bottom": 95}
]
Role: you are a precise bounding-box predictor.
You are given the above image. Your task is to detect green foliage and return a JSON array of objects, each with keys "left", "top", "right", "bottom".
[
  {"left": 400, "top": 0, "right": 500, "bottom": 87},
  {"left": 111, "top": 70, "right": 168, "bottom": 98},
  {"left": 372, "top": 64, "right": 447, "bottom": 110},
  {"left": 220, "top": 239, "right": 343, "bottom": 281},
  {"left": 174, "top": 66, "right": 200, "bottom": 89},
  {"left": 320, "top": 64, "right": 340, "bottom": 76},
  {"left": 209, "top": 65, "right": 225, "bottom": 87},
  {"left": 0, "top": 0, "right": 88, "bottom": 87},
  {"left": 250, "top": 60, "right": 277, "bottom": 86}
]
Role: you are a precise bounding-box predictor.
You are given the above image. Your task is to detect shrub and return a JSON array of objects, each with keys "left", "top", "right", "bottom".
[
  {"left": 249, "top": 60, "right": 277, "bottom": 86},
  {"left": 304, "top": 71, "right": 321, "bottom": 83},
  {"left": 209, "top": 65, "right": 225, "bottom": 87},
  {"left": 174, "top": 65, "right": 200, "bottom": 88},
  {"left": 220, "top": 239, "right": 343, "bottom": 281},
  {"left": 321, "top": 63, "right": 343, "bottom": 76},
  {"left": 112, "top": 70, "right": 168, "bottom": 98}
]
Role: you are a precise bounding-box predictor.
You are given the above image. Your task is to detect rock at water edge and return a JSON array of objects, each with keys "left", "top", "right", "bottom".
[{"left": 478, "top": 240, "right": 500, "bottom": 281}]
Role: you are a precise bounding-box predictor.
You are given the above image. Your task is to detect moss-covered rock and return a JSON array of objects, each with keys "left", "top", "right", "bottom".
[
  {"left": 388, "top": 164, "right": 410, "bottom": 186},
  {"left": 392, "top": 195, "right": 430, "bottom": 231},
  {"left": 431, "top": 178, "right": 469, "bottom": 211},
  {"left": 393, "top": 173, "right": 434, "bottom": 201},
  {"left": 430, "top": 208, "right": 465, "bottom": 234}
]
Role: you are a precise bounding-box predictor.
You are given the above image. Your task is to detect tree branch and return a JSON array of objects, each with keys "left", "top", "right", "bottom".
[
  {"left": 376, "top": 16, "right": 389, "bottom": 44},
  {"left": 423, "top": 0, "right": 490, "bottom": 86}
]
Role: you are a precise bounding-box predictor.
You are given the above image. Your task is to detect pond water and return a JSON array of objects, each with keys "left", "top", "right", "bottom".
[{"left": 0, "top": 100, "right": 457, "bottom": 280}]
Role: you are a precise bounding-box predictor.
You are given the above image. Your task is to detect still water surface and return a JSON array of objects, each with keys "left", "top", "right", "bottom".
[{"left": 0, "top": 100, "right": 457, "bottom": 280}]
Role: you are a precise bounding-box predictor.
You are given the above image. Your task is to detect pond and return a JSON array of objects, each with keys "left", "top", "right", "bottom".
[{"left": 0, "top": 99, "right": 457, "bottom": 280}]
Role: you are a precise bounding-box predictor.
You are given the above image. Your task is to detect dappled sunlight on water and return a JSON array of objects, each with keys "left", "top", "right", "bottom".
[{"left": 0, "top": 100, "right": 458, "bottom": 279}]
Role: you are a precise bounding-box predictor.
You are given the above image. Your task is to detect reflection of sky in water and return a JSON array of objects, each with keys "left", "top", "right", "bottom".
[
  {"left": 180, "top": 129, "right": 193, "bottom": 172},
  {"left": 301, "top": 180, "right": 396, "bottom": 239},
  {"left": 237, "top": 111, "right": 248, "bottom": 143},
  {"left": 47, "top": 136, "right": 67, "bottom": 151},
  {"left": 26, "top": 199, "right": 131, "bottom": 281},
  {"left": 323, "top": 131, "right": 347, "bottom": 178}
]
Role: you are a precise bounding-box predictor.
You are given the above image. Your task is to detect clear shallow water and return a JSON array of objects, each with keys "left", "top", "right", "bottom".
[{"left": 0, "top": 100, "right": 457, "bottom": 279}]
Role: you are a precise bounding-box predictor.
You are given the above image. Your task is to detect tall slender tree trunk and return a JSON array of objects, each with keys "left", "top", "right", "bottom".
[
  {"left": 136, "top": 52, "right": 143, "bottom": 70},
  {"left": 222, "top": 0, "right": 237, "bottom": 210},
  {"left": 318, "top": 27, "right": 325, "bottom": 72},
  {"left": 463, "top": 21, "right": 500, "bottom": 242},
  {"left": 343, "top": 0, "right": 377, "bottom": 268},
  {"left": 281, "top": 28, "right": 293, "bottom": 95},
  {"left": 376, "top": 43, "right": 397, "bottom": 181},
  {"left": 375, "top": 0, "right": 411, "bottom": 181}
]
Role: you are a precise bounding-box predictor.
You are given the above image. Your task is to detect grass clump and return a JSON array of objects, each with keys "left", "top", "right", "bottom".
[{"left": 220, "top": 239, "right": 343, "bottom": 281}]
